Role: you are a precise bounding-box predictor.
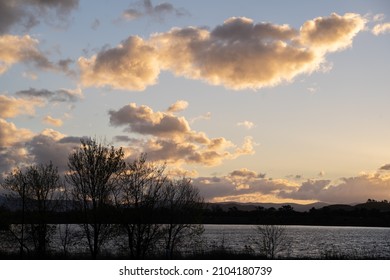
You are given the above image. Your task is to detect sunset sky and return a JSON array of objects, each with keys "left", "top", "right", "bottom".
[{"left": 1, "top": 0, "right": 390, "bottom": 204}]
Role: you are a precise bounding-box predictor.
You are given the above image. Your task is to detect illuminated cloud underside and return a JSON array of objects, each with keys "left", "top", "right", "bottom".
[
  {"left": 195, "top": 168, "right": 390, "bottom": 204},
  {"left": 109, "top": 101, "right": 255, "bottom": 166}
]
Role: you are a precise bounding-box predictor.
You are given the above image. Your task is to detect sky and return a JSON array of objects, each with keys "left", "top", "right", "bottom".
[{"left": 1, "top": 0, "right": 390, "bottom": 204}]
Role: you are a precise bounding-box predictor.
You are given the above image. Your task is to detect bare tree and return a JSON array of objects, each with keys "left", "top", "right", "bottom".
[
  {"left": 117, "top": 154, "right": 166, "bottom": 259},
  {"left": 161, "top": 178, "right": 204, "bottom": 259},
  {"left": 2, "top": 162, "right": 60, "bottom": 257},
  {"left": 254, "top": 224, "right": 286, "bottom": 259},
  {"left": 66, "top": 138, "right": 125, "bottom": 258}
]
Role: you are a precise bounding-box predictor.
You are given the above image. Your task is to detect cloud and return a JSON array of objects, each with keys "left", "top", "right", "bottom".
[
  {"left": 190, "top": 112, "right": 211, "bottom": 124},
  {"left": 0, "top": 118, "right": 33, "bottom": 147},
  {"left": 227, "top": 168, "right": 266, "bottom": 190},
  {"left": 25, "top": 129, "right": 80, "bottom": 173},
  {"left": 0, "top": 0, "right": 79, "bottom": 34},
  {"left": 0, "top": 117, "right": 81, "bottom": 176},
  {"left": 109, "top": 102, "right": 192, "bottom": 138},
  {"left": 372, "top": 23, "right": 390, "bottom": 35},
  {"left": 0, "top": 34, "right": 74, "bottom": 75},
  {"left": 91, "top": 19, "right": 100, "bottom": 30},
  {"left": 373, "top": 14, "right": 385, "bottom": 22},
  {"left": 229, "top": 168, "right": 266, "bottom": 179},
  {"left": 193, "top": 172, "right": 297, "bottom": 202},
  {"left": 299, "top": 13, "right": 366, "bottom": 52},
  {"left": 379, "top": 164, "right": 390, "bottom": 171},
  {"left": 0, "top": 94, "right": 44, "bottom": 118},
  {"left": 237, "top": 121, "right": 255, "bottom": 129},
  {"left": 279, "top": 174, "right": 390, "bottom": 204},
  {"left": 109, "top": 101, "right": 255, "bottom": 166},
  {"left": 0, "top": 35, "right": 50, "bottom": 74},
  {"left": 122, "top": 0, "right": 189, "bottom": 21},
  {"left": 80, "top": 13, "right": 366, "bottom": 91},
  {"left": 167, "top": 100, "right": 189, "bottom": 113},
  {"left": 193, "top": 168, "right": 390, "bottom": 204},
  {"left": 0, "top": 118, "right": 34, "bottom": 176},
  {"left": 43, "top": 115, "right": 63, "bottom": 127},
  {"left": 78, "top": 36, "right": 159, "bottom": 91},
  {"left": 16, "top": 87, "right": 83, "bottom": 103}
]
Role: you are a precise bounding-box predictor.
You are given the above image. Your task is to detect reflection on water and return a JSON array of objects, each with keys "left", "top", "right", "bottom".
[
  {"left": 203, "top": 225, "right": 390, "bottom": 258},
  {"left": 1, "top": 224, "right": 390, "bottom": 258}
]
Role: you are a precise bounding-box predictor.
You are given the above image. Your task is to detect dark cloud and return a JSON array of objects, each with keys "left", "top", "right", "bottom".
[
  {"left": 58, "top": 136, "right": 83, "bottom": 144},
  {"left": 0, "top": 118, "right": 81, "bottom": 176},
  {"left": 379, "top": 164, "right": 390, "bottom": 171},
  {"left": 122, "top": 0, "right": 189, "bottom": 21},
  {"left": 109, "top": 102, "right": 190, "bottom": 137},
  {"left": 16, "top": 87, "right": 83, "bottom": 103},
  {"left": 0, "top": 0, "right": 79, "bottom": 34},
  {"left": 229, "top": 168, "right": 266, "bottom": 179},
  {"left": 26, "top": 129, "right": 79, "bottom": 173},
  {"left": 113, "top": 135, "right": 134, "bottom": 143}
]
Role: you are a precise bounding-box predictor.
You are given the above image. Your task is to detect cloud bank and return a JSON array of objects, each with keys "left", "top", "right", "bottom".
[
  {"left": 79, "top": 13, "right": 366, "bottom": 91},
  {"left": 194, "top": 167, "right": 390, "bottom": 204}
]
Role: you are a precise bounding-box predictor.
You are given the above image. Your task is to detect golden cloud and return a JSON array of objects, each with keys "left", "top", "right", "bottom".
[
  {"left": 78, "top": 36, "right": 160, "bottom": 91},
  {"left": 0, "top": 94, "right": 44, "bottom": 118},
  {"left": 0, "top": 34, "right": 72, "bottom": 75},
  {"left": 194, "top": 169, "right": 390, "bottom": 204},
  {"left": 43, "top": 115, "right": 63, "bottom": 127},
  {"left": 0, "top": 118, "right": 33, "bottom": 147},
  {"left": 372, "top": 22, "right": 390, "bottom": 35},
  {"left": 79, "top": 13, "right": 366, "bottom": 91},
  {"left": 110, "top": 101, "right": 255, "bottom": 166},
  {"left": 299, "top": 13, "right": 367, "bottom": 52}
]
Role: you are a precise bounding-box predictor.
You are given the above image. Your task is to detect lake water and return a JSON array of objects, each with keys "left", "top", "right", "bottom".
[
  {"left": 1, "top": 224, "right": 390, "bottom": 259},
  {"left": 202, "top": 224, "right": 390, "bottom": 259}
]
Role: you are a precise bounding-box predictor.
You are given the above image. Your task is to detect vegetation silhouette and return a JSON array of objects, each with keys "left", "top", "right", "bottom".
[
  {"left": 2, "top": 162, "right": 60, "bottom": 258},
  {"left": 66, "top": 138, "right": 125, "bottom": 259}
]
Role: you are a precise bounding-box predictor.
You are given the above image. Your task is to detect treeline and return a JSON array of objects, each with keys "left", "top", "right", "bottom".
[
  {"left": 202, "top": 203, "right": 390, "bottom": 226},
  {"left": 0, "top": 138, "right": 203, "bottom": 259}
]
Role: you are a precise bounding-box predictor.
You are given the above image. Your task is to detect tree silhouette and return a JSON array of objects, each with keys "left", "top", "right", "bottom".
[
  {"left": 254, "top": 224, "right": 287, "bottom": 259},
  {"left": 66, "top": 138, "right": 125, "bottom": 259},
  {"left": 2, "top": 162, "right": 60, "bottom": 257},
  {"left": 117, "top": 154, "right": 167, "bottom": 258},
  {"left": 161, "top": 178, "right": 204, "bottom": 259}
]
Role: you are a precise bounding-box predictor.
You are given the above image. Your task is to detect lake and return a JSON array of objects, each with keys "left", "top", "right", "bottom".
[
  {"left": 1, "top": 224, "right": 390, "bottom": 259},
  {"left": 202, "top": 224, "right": 390, "bottom": 259}
]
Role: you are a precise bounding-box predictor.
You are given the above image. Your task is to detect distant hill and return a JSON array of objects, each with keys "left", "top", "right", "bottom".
[
  {"left": 2, "top": 194, "right": 390, "bottom": 213},
  {"left": 206, "top": 201, "right": 329, "bottom": 212}
]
